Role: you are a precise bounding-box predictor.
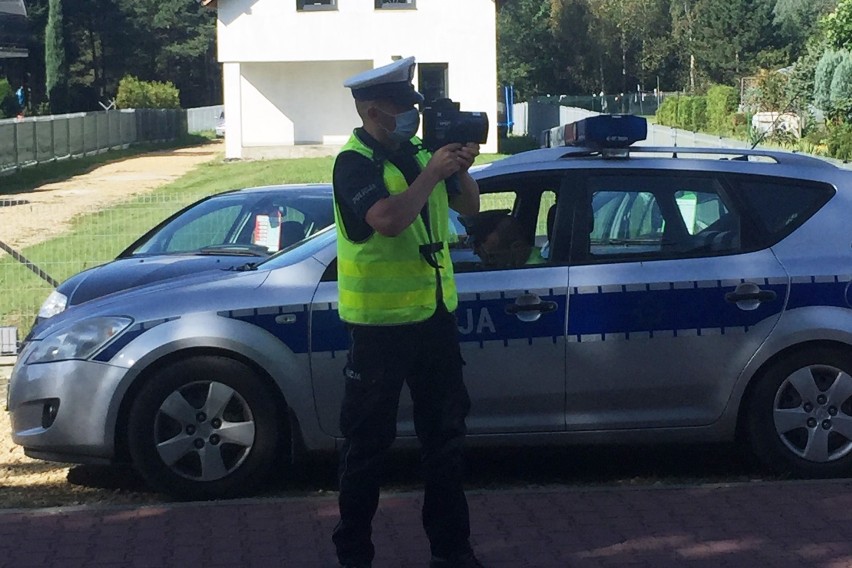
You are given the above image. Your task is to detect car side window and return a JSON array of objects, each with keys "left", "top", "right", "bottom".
[
  {"left": 732, "top": 176, "right": 835, "bottom": 246},
  {"left": 590, "top": 191, "right": 665, "bottom": 256},
  {"left": 451, "top": 185, "right": 558, "bottom": 272},
  {"left": 579, "top": 174, "right": 742, "bottom": 262}
]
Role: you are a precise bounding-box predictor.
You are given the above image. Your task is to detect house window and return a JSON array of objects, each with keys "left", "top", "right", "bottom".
[
  {"left": 418, "top": 63, "right": 448, "bottom": 105},
  {"left": 375, "top": 0, "right": 416, "bottom": 9},
  {"left": 298, "top": 0, "right": 336, "bottom": 11}
]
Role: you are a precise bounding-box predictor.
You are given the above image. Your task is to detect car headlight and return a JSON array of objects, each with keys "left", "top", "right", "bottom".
[
  {"left": 38, "top": 290, "right": 68, "bottom": 319},
  {"left": 25, "top": 317, "right": 133, "bottom": 364}
]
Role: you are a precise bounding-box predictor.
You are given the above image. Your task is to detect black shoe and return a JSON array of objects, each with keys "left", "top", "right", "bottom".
[{"left": 429, "top": 551, "right": 485, "bottom": 568}]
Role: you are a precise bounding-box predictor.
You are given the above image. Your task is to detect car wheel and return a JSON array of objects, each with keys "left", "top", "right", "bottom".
[
  {"left": 127, "top": 356, "right": 280, "bottom": 499},
  {"left": 746, "top": 346, "right": 852, "bottom": 477}
]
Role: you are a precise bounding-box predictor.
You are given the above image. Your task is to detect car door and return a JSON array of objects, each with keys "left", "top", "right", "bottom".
[
  {"left": 449, "top": 175, "right": 569, "bottom": 433},
  {"left": 309, "top": 174, "right": 570, "bottom": 437},
  {"left": 563, "top": 170, "right": 789, "bottom": 430}
]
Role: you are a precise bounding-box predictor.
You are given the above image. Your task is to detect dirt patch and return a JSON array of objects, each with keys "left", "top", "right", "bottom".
[{"left": 0, "top": 142, "right": 223, "bottom": 249}]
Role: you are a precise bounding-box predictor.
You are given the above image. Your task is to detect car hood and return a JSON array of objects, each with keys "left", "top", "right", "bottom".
[
  {"left": 59, "top": 254, "right": 262, "bottom": 307},
  {"left": 31, "top": 265, "right": 272, "bottom": 341}
]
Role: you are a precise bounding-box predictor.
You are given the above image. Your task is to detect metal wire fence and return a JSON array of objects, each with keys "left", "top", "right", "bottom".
[{"left": 0, "top": 190, "right": 213, "bottom": 338}]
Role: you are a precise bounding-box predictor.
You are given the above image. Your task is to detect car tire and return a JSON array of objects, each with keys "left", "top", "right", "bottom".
[
  {"left": 127, "top": 355, "right": 280, "bottom": 499},
  {"left": 746, "top": 346, "right": 852, "bottom": 478}
]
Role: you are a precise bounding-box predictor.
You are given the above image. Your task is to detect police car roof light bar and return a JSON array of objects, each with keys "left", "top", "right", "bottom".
[{"left": 562, "top": 114, "right": 647, "bottom": 149}]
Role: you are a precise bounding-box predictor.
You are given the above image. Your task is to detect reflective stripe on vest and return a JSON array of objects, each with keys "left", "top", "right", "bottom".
[{"left": 334, "top": 133, "right": 458, "bottom": 325}]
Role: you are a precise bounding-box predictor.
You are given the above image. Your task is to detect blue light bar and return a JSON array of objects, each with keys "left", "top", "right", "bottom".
[{"left": 562, "top": 114, "right": 647, "bottom": 148}]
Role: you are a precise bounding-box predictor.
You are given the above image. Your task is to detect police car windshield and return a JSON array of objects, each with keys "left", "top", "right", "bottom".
[{"left": 255, "top": 224, "right": 336, "bottom": 269}]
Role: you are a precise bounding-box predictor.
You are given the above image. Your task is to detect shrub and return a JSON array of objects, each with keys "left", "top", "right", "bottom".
[
  {"left": 814, "top": 49, "right": 846, "bottom": 113},
  {"left": 676, "top": 96, "right": 696, "bottom": 130},
  {"left": 691, "top": 97, "right": 708, "bottom": 131},
  {"left": 0, "top": 78, "right": 15, "bottom": 118},
  {"left": 827, "top": 122, "right": 852, "bottom": 160},
  {"left": 115, "top": 75, "right": 180, "bottom": 109},
  {"left": 655, "top": 97, "right": 679, "bottom": 126},
  {"left": 706, "top": 85, "right": 739, "bottom": 134},
  {"left": 829, "top": 52, "right": 852, "bottom": 121}
]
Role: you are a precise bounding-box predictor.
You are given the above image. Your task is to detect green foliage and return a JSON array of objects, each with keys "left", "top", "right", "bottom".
[
  {"left": 824, "top": 0, "right": 852, "bottom": 50},
  {"left": 774, "top": 0, "right": 838, "bottom": 59},
  {"left": 706, "top": 85, "right": 739, "bottom": 133},
  {"left": 826, "top": 122, "right": 852, "bottom": 160},
  {"left": 118, "top": 0, "right": 219, "bottom": 108},
  {"left": 691, "top": 96, "right": 708, "bottom": 130},
  {"left": 0, "top": 79, "right": 16, "bottom": 119},
  {"left": 45, "top": 0, "right": 68, "bottom": 114},
  {"left": 814, "top": 49, "right": 846, "bottom": 113},
  {"left": 676, "top": 96, "right": 696, "bottom": 130},
  {"left": 654, "top": 95, "right": 706, "bottom": 131},
  {"left": 115, "top": 75, "right": 181, "bottom": 109},
  {"left": 687, "top": 0, "right": 781, "bottom": 87},
  {"left": 829, "top": 52, "right": 852, "bottom": 120},
  {"left": 655, "top": 96, "right": 679, "bottom": 126},
  {"left": 21, "top": 0, "right": 219, "bottom": 111},
  {"left": 785, "top": 39, "right": 829, "bottom": 111},
  {"left": 756, "top": 69, "right": 789, "bottom": 112}
]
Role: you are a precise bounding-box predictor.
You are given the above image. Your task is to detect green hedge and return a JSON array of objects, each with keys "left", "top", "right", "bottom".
[
  {"left": 706, "top": 85, "right": 739, "bottom": 134},
  {"left": 656, "top": 97, "right": 679, "bottom": 126},
  {"left": 655, "top": 95, "right": 708, "bottom": 131}
]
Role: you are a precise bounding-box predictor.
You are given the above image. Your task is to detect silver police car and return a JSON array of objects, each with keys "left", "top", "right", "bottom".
[{"left": 8, "top": 116, "right": 852, "bottom": 498}]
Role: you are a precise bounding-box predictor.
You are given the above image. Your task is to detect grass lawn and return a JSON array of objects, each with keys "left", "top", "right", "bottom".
[{"left": 1, "top": 147, "right": 509, "bottom": 329}]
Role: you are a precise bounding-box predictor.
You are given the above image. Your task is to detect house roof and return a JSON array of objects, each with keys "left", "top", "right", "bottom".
[{"left": 0, "top": 0, "right": 28, "bottom": 58}]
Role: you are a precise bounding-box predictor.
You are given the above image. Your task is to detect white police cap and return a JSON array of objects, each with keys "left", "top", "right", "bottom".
[{"left": 344, "top": 56, "right": 425, "bottom": 106}]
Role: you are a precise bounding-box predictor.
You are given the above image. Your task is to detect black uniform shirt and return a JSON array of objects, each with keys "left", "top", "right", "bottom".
[{"left": 333, "top": 128, "right": 424, "bottom": 242}]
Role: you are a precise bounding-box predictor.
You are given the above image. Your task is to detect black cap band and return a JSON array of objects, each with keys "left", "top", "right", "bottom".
[{"left": 351, "top": 81, "right": 425, "bottom": 105}]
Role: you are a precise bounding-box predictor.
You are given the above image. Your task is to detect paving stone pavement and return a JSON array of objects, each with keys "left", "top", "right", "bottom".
[{"left": 1, "top": 480, "right": 852, "bottom": 568}]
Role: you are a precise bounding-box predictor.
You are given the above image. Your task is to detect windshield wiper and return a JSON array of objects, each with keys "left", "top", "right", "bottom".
[
  {"left": 231, "top": 262, "right": 259, "bottom": 272},
  {"left": 196, "top": 244, "right": 270, "bottom": 256}
]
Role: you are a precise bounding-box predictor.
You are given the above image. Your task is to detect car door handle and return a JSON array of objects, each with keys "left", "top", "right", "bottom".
[
  {"left": 505, "top": 300, "right": 558, "bottom": 315},
  {"left": 725, "top": 290, "right": 777, "bottom": 303}
]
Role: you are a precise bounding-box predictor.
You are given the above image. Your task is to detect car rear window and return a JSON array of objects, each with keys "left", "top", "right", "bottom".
[{"left": 732, "top": 176, "right": 835, "bottom": 245}]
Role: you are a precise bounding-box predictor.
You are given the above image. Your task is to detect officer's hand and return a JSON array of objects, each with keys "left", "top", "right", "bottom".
[
  {"left": 426, "top": 143, "right": 464, "bottom": 181},
  {"left": 457, "top": 143, "right": 480, "bottom": 173}
]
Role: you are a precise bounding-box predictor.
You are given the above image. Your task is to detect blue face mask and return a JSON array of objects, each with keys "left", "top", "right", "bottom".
[{"left": 378, "top": 108, "right": 420, "bottom": 143}]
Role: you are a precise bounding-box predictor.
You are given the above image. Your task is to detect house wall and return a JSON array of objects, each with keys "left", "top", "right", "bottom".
[{"left": 217, "top": 0, "right": 498, "bottom": 157}]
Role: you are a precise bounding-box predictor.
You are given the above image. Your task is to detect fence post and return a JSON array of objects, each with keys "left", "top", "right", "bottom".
[
  {"left": 13, "top": 120, "right": 18, "bottom": 171},
  {"left": 50, "top": 115, "right": 55, "bottom": 162},
  {"left": 32, "top": 120, "right": 37, "bottom": 164}
]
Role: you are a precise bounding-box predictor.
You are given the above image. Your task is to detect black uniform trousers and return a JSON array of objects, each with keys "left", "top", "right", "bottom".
[{"left": 333, "top": 306, "right": 473, "bottom": 566}]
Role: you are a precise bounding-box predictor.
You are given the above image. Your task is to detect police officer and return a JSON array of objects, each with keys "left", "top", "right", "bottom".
[{"left": 332, "top": 56, "right": 484, "bottom": 568}]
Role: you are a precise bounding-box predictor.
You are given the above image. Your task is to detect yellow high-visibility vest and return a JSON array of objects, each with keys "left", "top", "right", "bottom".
[{"left": 334, "top": 133, "right": 458, "bottom": 325}]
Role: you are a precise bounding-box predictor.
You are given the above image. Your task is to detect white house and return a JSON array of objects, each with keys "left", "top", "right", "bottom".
[{"left": 203, "top": 0, "right": 498, "bottom": 159}]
